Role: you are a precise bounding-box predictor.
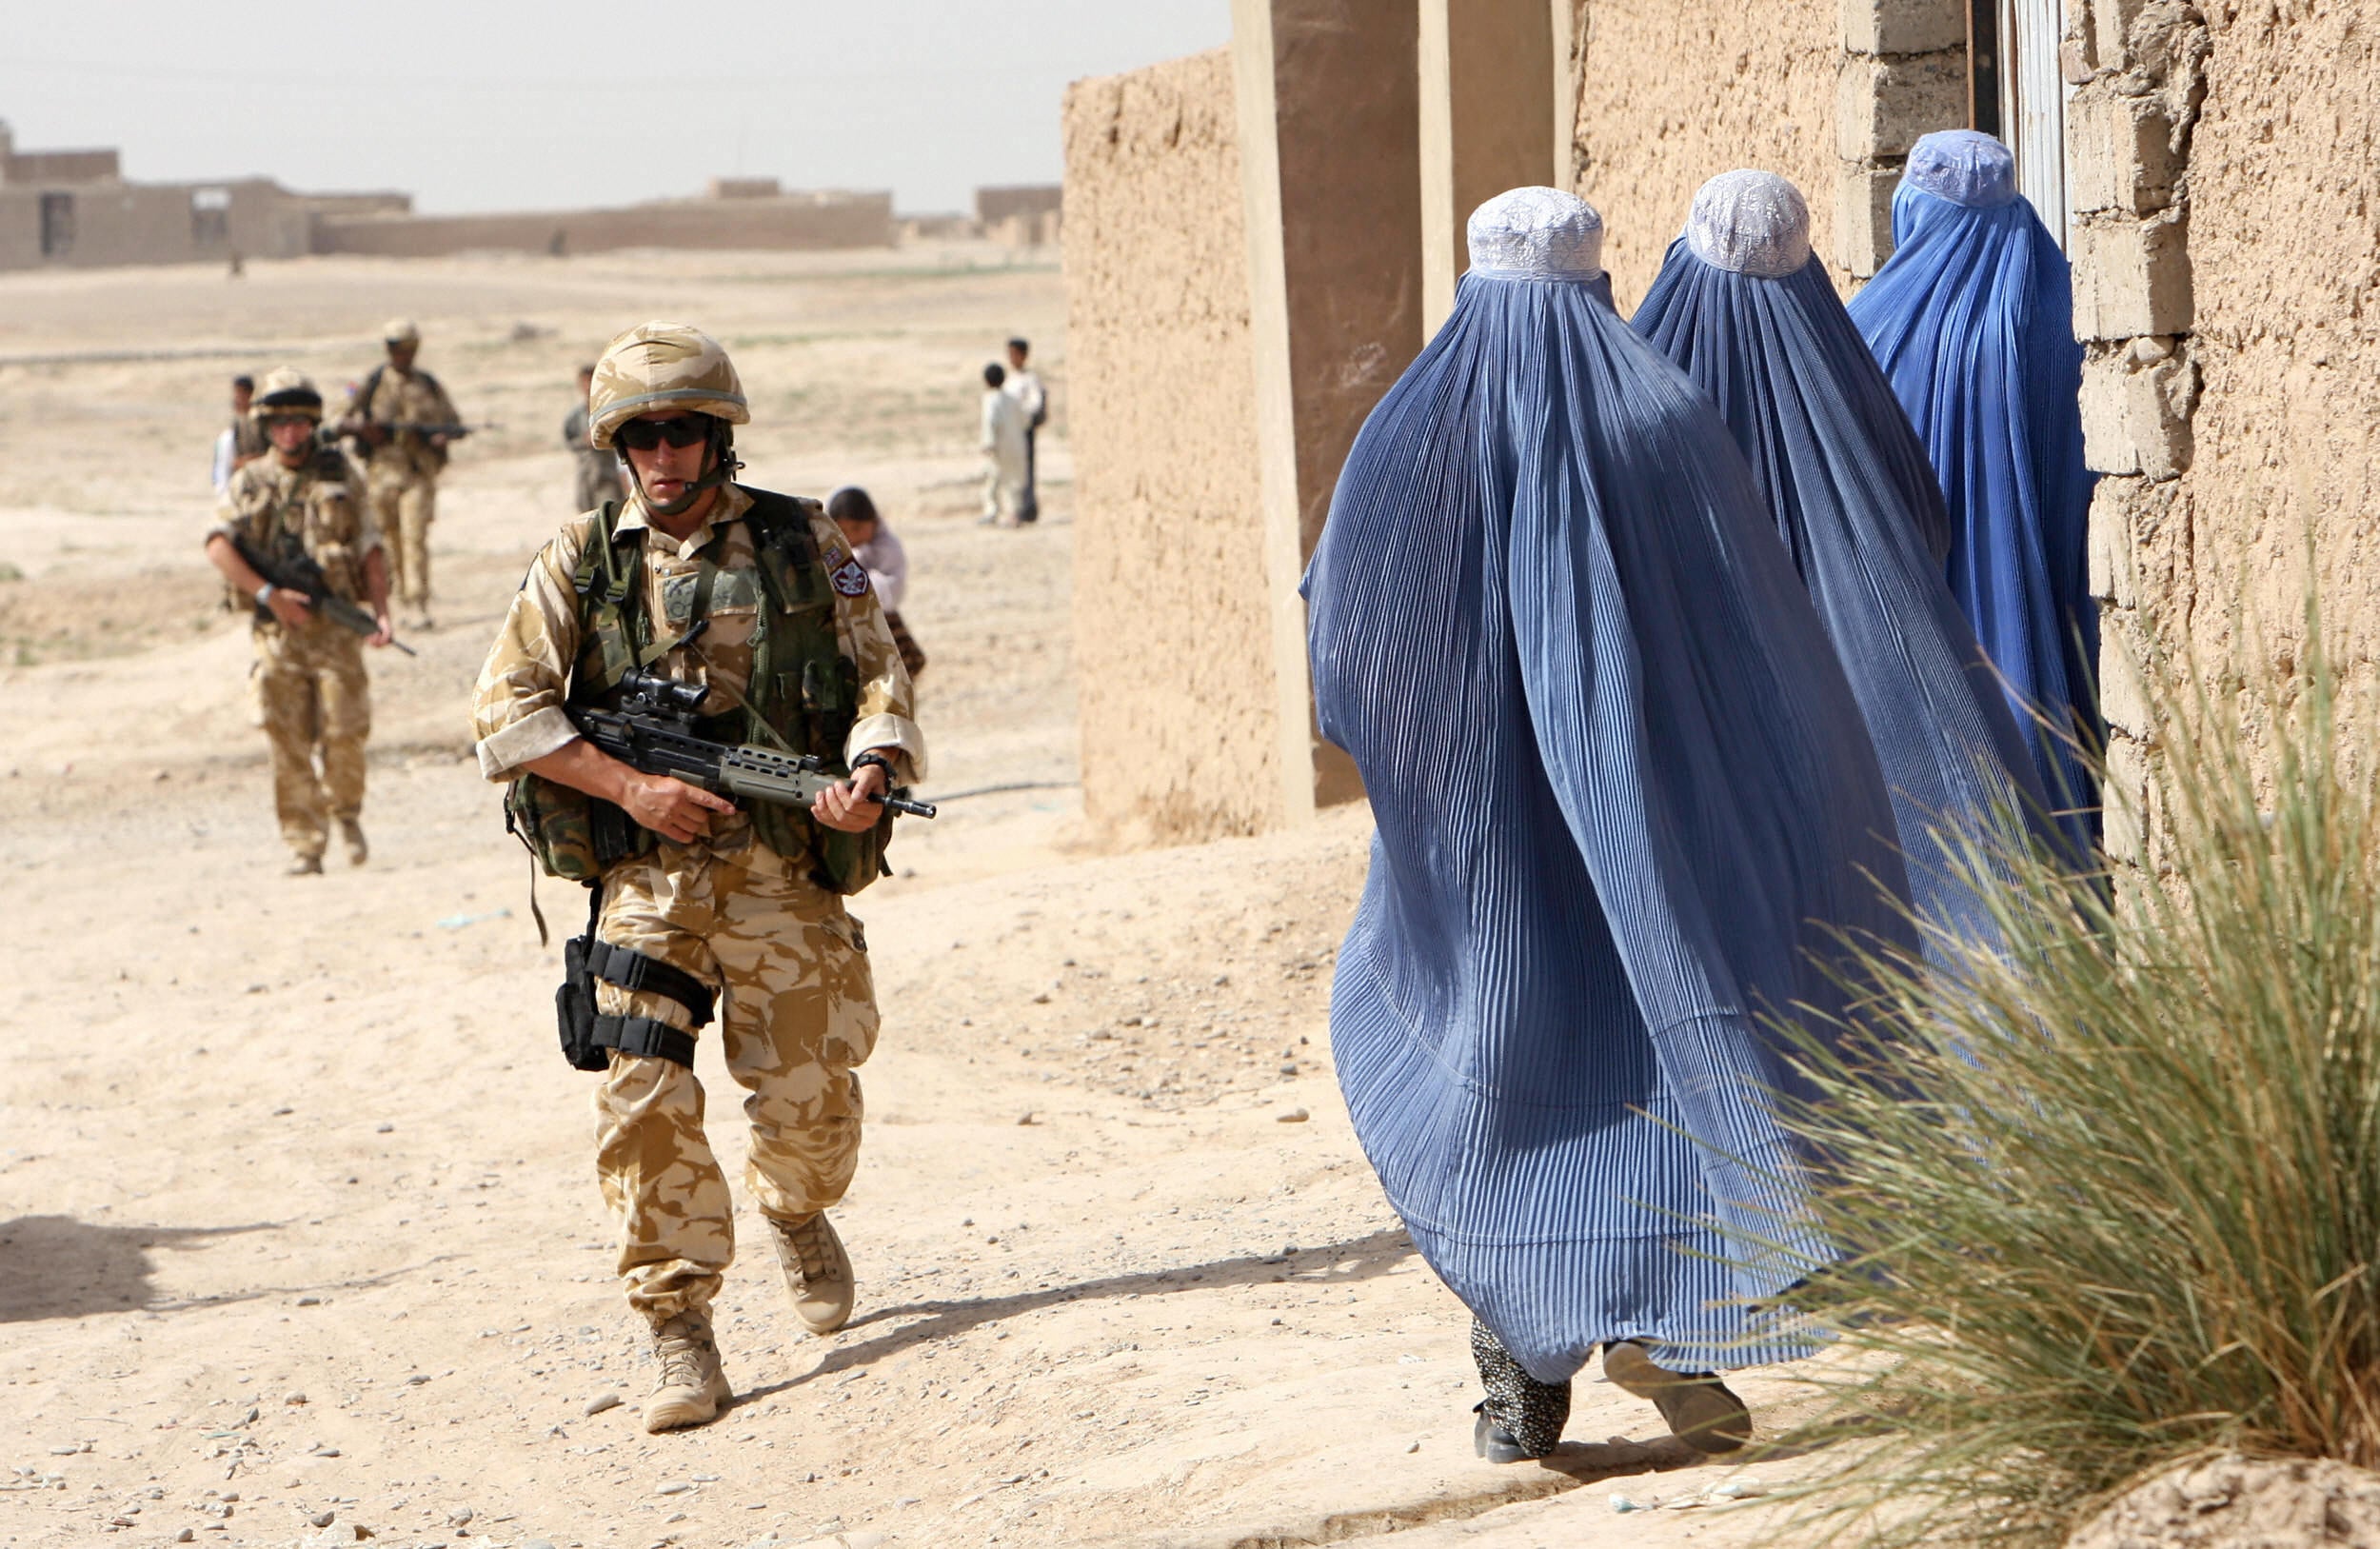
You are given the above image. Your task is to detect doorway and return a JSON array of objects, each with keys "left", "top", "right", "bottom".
[
  {"left": 38, "top": 191, "right": 73, "bottom": 258},
  {"left": 1969, "top": 0, "right": 2069, "bottom": 247}
]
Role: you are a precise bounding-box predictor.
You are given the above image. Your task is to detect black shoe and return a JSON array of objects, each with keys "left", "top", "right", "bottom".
[
  {"left": 1469, "top": 1318, "right": 1570, "bottom": 1460},
  {"left": 1472, "top": 1403, "right": 1533, "bottom": 1463}
]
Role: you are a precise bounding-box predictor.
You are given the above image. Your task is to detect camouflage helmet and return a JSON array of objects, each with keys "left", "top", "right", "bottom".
[
  {"left": 250, "top": 367, "right": 324, "bottom": 422},
  {"left": 384, "top": 318, "right": 421, "bottom": 346},
  {"left": 587, "top": 322, "right": 749, "bottom": 450}
]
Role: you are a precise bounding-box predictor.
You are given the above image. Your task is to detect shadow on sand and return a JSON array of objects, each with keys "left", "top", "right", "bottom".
[
  {"left": 0, "top": 1215, "right": 271, "bottom": 1322},
  {"left": 737, "top": 1223, "right": 1418, "bottom": 1404},
  {"left": 0, "top": 1215, "right": 462, "bottom": 1322}
]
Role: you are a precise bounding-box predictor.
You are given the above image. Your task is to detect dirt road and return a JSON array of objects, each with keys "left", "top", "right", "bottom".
[{"left": 0, "top": 248, "right": 1804, "bottom": 1549}]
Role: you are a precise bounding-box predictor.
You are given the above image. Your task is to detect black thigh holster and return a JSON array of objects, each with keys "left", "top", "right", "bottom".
[{"left": 557, "top": 883, "right": 717, "bottom": 1072}]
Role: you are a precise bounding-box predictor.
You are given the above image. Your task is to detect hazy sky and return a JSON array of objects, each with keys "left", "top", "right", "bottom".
[{"left": 1, "top": 2, "right": 1231, "bottom": 216}]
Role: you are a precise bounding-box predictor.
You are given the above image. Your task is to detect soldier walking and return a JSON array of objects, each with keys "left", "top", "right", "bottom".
[
  {"left": 471, "top": 323, "right": 925, "bottom": 1434},
  {"left": 563, "top": 362, "right": 620, "bottom": 513},
  {"left": 211, "top": 373, "right": 267, "bottom": 493},
  {"left": 349, "top": 320, "right": 461, "bottom": 631},
  {"left": 203, "top": 369, "right": 394, "bottom": 875}
]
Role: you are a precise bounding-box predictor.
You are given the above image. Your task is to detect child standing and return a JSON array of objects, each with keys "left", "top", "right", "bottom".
[{"left": 978, "top": 363, "right": 1029, "bottom": 526}]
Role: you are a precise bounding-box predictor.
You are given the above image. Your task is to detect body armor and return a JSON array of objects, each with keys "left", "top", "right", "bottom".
[{"left": 507, "top": 488, "right": 890, "bottom": 895}]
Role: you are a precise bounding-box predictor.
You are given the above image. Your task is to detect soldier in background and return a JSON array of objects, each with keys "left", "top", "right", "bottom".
[
  {"left": 1002, "top": 337, "right": 1047, "bottom": 524},
  {"left": 562, "top": 363, "right": 619, "bottom": 512},
  {"left": 211, "top": 374, "right": 268, "bottom": 494},
  {"left": 472, "top": 323, "right": 924, "bottom": 1434},
  {"left": 203, "top": 369, "right": 393, "bottom": 875},
  {"left": 348, "top": 319, "right": 461, "bottom": 632}
]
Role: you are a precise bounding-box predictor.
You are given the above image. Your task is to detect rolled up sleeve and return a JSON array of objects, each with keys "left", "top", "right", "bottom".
[{"left": 472, "top": 527, "right": 588, "bottom": 782}]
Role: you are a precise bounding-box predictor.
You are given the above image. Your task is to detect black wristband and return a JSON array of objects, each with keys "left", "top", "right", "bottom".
[{"left": 851, "top": 751, "right": 898, "bottom": 783}]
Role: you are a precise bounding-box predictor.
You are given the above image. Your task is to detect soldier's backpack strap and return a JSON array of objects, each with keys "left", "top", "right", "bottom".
[
  {"left": 742, "top": 489, "right": 825, "bottom": 587},
  {"left": 739, "top": 488, "right": 830, "bottom": 746},
  {"left": 571, "top": 500, "right": 634, "bottom": 604},
  {"left": 567, "top": 500, "right": 660, "bottom": 693}
]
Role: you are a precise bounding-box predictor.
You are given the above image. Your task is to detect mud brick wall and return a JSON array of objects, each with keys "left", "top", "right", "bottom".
[
  {"left": 1567, "top": 0, "right": 1849, "bottom": 302},
  {"left": 1060, "top": 50, "right": 1283, "bottom": 845},
  {"left": 2066, "top": 0, "right": 2380, "bottom": 852}
]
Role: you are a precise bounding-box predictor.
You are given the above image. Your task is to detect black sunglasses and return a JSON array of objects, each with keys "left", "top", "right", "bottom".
[{"left": 615, "top": 416, "right": 713, "bottom": 452}]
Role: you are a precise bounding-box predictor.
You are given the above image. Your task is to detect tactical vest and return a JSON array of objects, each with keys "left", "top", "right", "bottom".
[
  {"left": 505, "top": 489, "right": 891, "bottom": 895},
  {"left": 228, "top": 448, "right": 367, "bottom": 616}
]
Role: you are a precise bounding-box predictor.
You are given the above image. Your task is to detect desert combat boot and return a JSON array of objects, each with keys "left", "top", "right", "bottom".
[
  {"left": 767, "top": 1211, "right": 855, "bottom": 1334},
  {"left": 642, "top": 1307, "right": 730, "bottom": 1433}
]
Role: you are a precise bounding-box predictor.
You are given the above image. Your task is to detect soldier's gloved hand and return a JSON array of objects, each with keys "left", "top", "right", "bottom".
[
  {"left": 621, "top": 772, "right": 737, "bottom": 844},
  {"left": 266, "top": 588, "right": 315, "bottom": 630},
  {"left": 814, "top": 763, "right": 889, "bottom": 834}
]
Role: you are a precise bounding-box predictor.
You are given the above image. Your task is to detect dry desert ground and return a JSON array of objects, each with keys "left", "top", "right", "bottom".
[{"left": 0, "top": 247, "right": 1812, "bottom": 1549}]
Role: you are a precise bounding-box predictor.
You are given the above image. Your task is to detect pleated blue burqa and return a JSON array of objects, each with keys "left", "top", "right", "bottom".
[
  {"left": 1304, "top": 188, "right": 1914, "bottom": 1384},
  {"left": 1846, "top": 131, "right": 2099, "bottom": 856},
  {"left": 1633, "top": 171, "right": 2062, "bottom": 956}
]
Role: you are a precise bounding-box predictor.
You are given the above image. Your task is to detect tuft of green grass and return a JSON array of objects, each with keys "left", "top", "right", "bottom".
[{"left": 1762, "top": 610, "right": 2380, "bottom": 1546}]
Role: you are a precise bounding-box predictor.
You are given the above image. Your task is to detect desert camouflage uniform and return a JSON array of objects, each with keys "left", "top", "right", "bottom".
[
  {"left": 363, "top": 367, "right": 459, "bottom": 610},
  {"left": 211, "top": 451, "right": 379, "bottom": 864},
  {"left": 470, "top": 484, "right": 924, "bottom": 1321}
]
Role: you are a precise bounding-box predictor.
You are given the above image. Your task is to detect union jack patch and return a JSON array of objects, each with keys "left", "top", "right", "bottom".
[{"left": 829, "top": 558, "right": 871, "bottom": 597}]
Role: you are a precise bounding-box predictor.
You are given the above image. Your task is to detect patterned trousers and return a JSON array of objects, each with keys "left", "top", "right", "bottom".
[
  {"left": 369, "top": 468, "right": 438, "bottom": 608},
  {"left": 590, "top": 846, "right": 880, "bottom": 1321},
  {"left": 253, "top": 622, "right": 368, "bottom": 862}
]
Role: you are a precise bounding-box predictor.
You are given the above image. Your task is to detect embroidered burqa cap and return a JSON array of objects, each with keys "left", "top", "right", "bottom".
[
  {"left": 1636, "top": 170, "right": 2065, "bottom": 958},
  {"left": 1303, "top": 186, "right": 1914, "bottom": 1382},
  {"left": 1847, "top": 131, "right": 2099, "bottom": 856}
]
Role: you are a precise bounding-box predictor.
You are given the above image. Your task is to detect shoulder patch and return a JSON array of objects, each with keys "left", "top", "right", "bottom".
[{"left": 830, "top": 557, "right": 871, "bottom": 597}]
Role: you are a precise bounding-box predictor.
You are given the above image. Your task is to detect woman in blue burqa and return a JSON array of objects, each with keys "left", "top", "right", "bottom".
[
  {"left": 1303, "top": 187, "right": 1914, "bottom": 1462},
  {"left": 1846, "top": 130, "right": 2099, "bottom": 858},
  {"left": 1633, "top": 170, "right": 2063, "bottom": 959}
]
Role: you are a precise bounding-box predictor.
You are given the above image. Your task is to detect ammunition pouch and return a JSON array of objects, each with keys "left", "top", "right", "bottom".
[
  {"left": 506, "top": 770, "right": 647, "bottom": 883},
  {"left": 555, "top": 884, "right": 715, "bottom": 1073}
]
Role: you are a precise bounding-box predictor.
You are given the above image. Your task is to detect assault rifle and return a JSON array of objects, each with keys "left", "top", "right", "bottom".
[
  {"left": 382, "top": 421, "right": 494, "bottom": 439},
  {"left": 570, "top": 670, "right": 937, "bottom": 819},
  {"left": 333, "top": 419, "right": 496, "bottom": 459},
  {"left": 230, "top": 531, "right": 415, "bottom": 657}
]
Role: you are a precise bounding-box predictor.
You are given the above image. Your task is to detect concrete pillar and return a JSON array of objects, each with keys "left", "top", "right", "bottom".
[
  {"left": 1232, "top": 0, "right": 1422, "bottom": 819},
  {"left": 1418, "top": 0, "right": 1558, "bottom": 330},
  {"left": 1551, "top": 0, "right": 1578, "bottom": 192}
]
